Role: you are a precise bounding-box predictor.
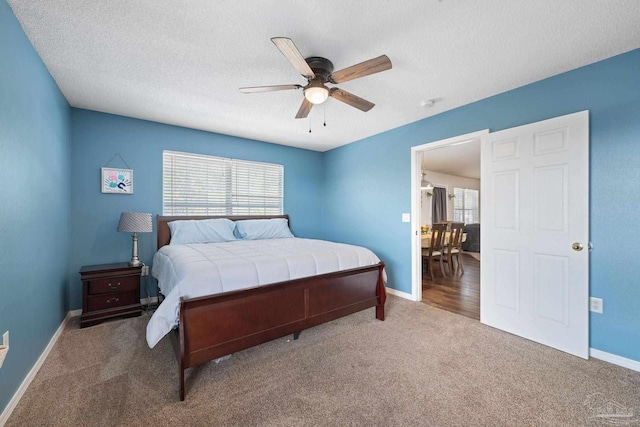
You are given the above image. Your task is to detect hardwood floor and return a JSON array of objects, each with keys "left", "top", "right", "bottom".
[{"left": 422, "top": 253, "right": 480, "bottom": 320}]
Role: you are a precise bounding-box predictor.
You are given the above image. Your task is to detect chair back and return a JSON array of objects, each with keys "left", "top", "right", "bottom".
[
  {"left": 449, "top": 222, "right": 465, "bottom": 250},
  {"left": 428, "top": 223, "right": 447, "bottom": 255}
]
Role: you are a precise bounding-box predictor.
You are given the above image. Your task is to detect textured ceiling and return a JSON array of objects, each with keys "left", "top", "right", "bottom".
[
  {"left": 422, "top": 139, "right": 481, "bottom": 180},
  {"left": 7, "top": 0, "right": 640, "bottom": 152}
]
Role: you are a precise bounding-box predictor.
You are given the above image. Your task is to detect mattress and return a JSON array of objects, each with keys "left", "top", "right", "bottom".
[{"left": 146, "top": 238, "right": 384, "bottom": 348}]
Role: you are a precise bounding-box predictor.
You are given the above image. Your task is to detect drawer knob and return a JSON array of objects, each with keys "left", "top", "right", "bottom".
[
  {"left": 108, "top": 282, "right": 121, "bottom": 289},
  {"left": 107, "top": 297, "right": 120, "bottom": 303}
]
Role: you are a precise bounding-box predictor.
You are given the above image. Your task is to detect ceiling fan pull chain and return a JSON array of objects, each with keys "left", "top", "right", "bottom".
[
  {"left": 309, "top": 117, "right": 312, "bottom": 133},
  {"left": 324, "top": 104, "right": 327, "bottom": 127}
]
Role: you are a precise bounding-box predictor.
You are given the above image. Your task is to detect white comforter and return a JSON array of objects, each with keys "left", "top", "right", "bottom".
[{"left": 146, "top": 238, "right": 384, "bottom": 348}]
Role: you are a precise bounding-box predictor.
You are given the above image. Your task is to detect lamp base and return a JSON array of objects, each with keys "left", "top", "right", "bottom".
[{"left": 129, "top": 233, "right": 142, "bottom": 267}]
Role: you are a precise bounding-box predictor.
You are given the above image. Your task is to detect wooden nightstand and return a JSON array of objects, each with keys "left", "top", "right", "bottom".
[{"left": 79, "top": 262, "right": 142, "bottom": 328}]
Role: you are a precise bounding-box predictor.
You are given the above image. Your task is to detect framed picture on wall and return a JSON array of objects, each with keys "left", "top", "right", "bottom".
[{"left": 101, "top": 167, "right": 133, "bottom": 194}]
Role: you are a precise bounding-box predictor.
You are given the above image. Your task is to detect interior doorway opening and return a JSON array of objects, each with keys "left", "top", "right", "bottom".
[{"left": 410, "top": 130, "right": 488, "bottom": 320}]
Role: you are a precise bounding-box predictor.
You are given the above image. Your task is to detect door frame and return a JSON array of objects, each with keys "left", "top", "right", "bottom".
[{"left": 410, "top": 129, "right": 489, "bottom": 301}]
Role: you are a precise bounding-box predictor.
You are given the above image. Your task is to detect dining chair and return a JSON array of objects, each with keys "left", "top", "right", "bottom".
[
  {"left": 443, "top": 222, "right": 465, "bottom": 276},
  {"left": 422, "top": 223, "right": 447, "bottom": 280}
]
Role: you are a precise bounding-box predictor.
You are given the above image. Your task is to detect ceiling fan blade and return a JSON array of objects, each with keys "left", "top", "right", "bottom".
[
  {"left": 329, "top": 55, "right": 392, "bottom": 84},
  {"left": 240, "top": 84, "right": 302, "bottom": 94},
  {"left": 329, "top": 88, "right": 375, "bottom": 112},
  {"left": 295, "top": 98, "right": 313, "bottom": 119},
  {"left": 271, "top": 37, "right": 316, "bottom": 80}
]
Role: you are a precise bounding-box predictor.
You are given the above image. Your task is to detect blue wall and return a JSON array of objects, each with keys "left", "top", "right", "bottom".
[
  {"left": 0, "top": 0, "right": 71, "bottom": 413},
  {"left": 2, "top": 0, "right": 639, "bottom": 415},
  {"left": 69, "top": 109, "right": 324, "bottom": 309},
  {"left": 324, "top": 49, "right": 640, "bottom": 362}
]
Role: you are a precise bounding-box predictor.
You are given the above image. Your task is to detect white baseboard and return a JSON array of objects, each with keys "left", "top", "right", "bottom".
[
  {"left": 385, "top": 287, "right": 414, "bottom": 301},
  {"left": 0, "top": 310, "right": 73, "bottom": 426},
  {"left": 590, "top": 348, "right": 640, "bottom": 372}
]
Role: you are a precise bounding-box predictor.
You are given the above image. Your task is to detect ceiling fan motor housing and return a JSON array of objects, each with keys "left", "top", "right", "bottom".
[{"left": 305, "top": 57, "right": 334, "bottom": 82}]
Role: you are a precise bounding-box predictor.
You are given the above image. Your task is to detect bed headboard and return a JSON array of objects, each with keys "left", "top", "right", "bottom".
[{"left": 156, "top": 215, "right": 291, "bottom": 249}]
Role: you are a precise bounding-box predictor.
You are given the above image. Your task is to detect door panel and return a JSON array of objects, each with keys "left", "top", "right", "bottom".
[
  {"left": 493, "top": 171, "right": 519, "bottom": 230},
  {"left": 534, "top": 165, "right": 567, "bottom": 231},
  {"left": 494, "top": 249, "right": 520, "bottom": 310},
  {"left": 481, "top": 110, "right": 589, "bottom": 358},
  {"left": 534, "top": 253, "right": 568, "bottom": 324}
]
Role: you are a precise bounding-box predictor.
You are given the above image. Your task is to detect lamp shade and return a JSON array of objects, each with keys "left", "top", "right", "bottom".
[
  {"left": 421, "top": 180, "right": 434, "bottom": 191},
  {"left": 420, "top": 172, "right": 434, "bottom": 191},
  {"left": 117, "top": 212, "right": 152, "bottom": 233}
]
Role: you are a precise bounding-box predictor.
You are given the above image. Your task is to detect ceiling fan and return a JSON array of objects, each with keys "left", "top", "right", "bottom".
[{"left": 240, "top": 37, "right": 392, "bottom": 119}]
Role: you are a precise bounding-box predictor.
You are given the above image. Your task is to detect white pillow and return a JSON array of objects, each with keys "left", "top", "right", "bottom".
[
  {"left": 169, "top": 218, "right": 237, "bottom": 245},
  {"left": 235, "top": 218, "right": 294, "bottom": 240}
]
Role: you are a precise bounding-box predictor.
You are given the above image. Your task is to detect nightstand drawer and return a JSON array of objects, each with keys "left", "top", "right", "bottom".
[
  {"left": 88, "top": 275, "right": 138, "bottom": 295},
  {"left": 80, "top": 262, "right": 142, "bottom": 328},
  {"left": 87, "top": 291, "right": 137, "bottom": 312}
]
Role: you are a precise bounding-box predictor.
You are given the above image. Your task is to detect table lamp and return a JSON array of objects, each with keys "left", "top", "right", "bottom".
[{"left": 117, "top": 212, "right": 153, "bottom": 266}]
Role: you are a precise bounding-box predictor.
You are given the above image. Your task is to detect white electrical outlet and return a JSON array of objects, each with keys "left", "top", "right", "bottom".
[
  {"left": 2, "top": 331, "right": 8, "bottom": 347},
  {"left": 590, "top": 297, "right": 603, "bottom": 314},
  {"left": 141, "top": 265, "right": 149, "bottom": 276}
]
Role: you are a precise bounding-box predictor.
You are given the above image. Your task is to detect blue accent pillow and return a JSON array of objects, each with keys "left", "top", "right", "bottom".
[
  {"left": 235, "top": 218, "right": 294, "bottom": 240},
  {"left": 168, "top": 218, "right": 237, "bottom": 245}
]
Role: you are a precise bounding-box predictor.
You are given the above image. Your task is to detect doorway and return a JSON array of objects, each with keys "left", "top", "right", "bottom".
[
  {"left": 413, "top": 133, "right": 484, "bottom": 320},
  {"left": 410, "top": 129, "right": 488, "bottom": 304},
  {"left": 411, "top": 112, "right": 589, "bottom": 358}
]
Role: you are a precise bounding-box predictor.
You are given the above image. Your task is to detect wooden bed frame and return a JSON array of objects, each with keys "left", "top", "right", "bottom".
[{"left": 156, "top": 215, "right": 386, "bottom": 400}]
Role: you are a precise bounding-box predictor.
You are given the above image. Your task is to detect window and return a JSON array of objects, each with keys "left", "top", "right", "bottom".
[
  {"left": 453, "top": 187, "right": 479, "bottom": 223},
  {"left": 163, "top": 150, "right": 283, "bottom": 216}
]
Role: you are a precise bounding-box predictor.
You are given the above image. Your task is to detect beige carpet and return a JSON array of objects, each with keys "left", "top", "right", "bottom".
[{"left": 7, "top": 296, "right": 640, "bottom": 426}]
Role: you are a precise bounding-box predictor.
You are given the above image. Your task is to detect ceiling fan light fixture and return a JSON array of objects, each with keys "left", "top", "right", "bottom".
[{"left": 304, "top": 86, "right": 329, "bottom": 104}]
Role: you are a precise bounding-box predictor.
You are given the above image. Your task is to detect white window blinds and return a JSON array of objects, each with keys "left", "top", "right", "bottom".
[
  {"left": 163, "top": 150, "right": 283, "bottom": 216},
  {"left": 453, "top": 187, "right": 479, "bottom": 223}
]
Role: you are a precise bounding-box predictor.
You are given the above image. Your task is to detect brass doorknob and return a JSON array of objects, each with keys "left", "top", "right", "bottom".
[{"left": 572, "top": 243, "right": 584, "bottom": 251}]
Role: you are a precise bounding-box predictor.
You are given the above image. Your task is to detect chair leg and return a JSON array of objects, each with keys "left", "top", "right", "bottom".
[
  {"left": 442, "top": 254, "right": 453, "bottom": 277},
  {"left": 448, "top": 253, "right": 455, "bottom": 276},
  {"left": 429, "top": 258, "right": 434, "bottom": 281},
  {"left": 423, "top": 256, "right": 433, "bottom": 280},
  {"left": 458, "top": 253, "right": 464, "bottom": 275},
  {"left": 439, "top": 256, "right": 446, "bottom": 278}
]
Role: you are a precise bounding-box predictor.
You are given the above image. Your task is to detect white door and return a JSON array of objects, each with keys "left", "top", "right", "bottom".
[{"left": 480, "top": 110, "right": 589, "bottom": 358}]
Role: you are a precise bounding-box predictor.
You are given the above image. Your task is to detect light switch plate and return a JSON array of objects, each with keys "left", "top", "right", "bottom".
[{"left": 401, "top": 213, "right": 410, "bottom": 223}]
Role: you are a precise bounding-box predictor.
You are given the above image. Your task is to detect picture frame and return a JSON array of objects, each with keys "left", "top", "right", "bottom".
[{"left": 101, "top": 167, "right": 133, "bottom": 194}]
